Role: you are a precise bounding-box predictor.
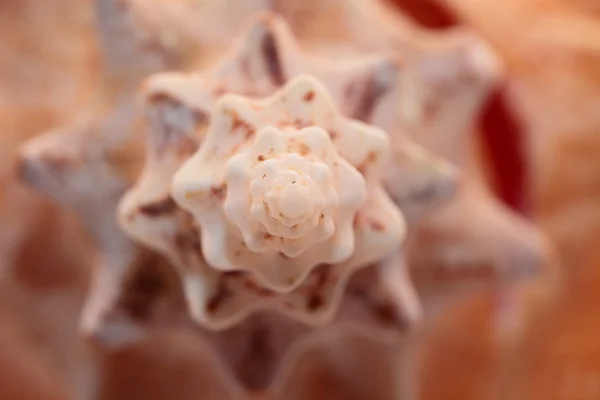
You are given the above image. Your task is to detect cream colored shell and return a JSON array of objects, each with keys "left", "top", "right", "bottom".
[
  {"left": 116, "top": 11, "right": 440, "bottom": 329},
  {"left": 224, "top": 125, "right": 363, "bottom": 259},
  {"left": 172, "top": 75, "right": 405, "bottom": 292}
]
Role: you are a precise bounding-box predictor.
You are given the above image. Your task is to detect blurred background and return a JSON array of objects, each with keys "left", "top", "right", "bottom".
[{"left": 1, "top": 0, "right": 600, "bottom": 399}]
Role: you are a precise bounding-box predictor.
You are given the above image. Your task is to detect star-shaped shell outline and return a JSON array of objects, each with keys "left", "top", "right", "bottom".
[
  {"left": 172, "top": 75, "right": 403, "bottom": 291},
  {"left": 117, "top": 12, "right": 445, "bottom": 330}
]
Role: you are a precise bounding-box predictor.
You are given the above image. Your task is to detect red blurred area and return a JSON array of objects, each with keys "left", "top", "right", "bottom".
[{"left": 388, "top": 0, "right": 456, "bottom": 28}]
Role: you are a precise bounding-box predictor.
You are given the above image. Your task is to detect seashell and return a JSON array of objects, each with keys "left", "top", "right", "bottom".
[
  {"left": 10, "top": 1, "right": 554, "bottom": 398},
  {"left": 383, "top": 25, "right": 552, "bottom": 309},
  {"left": 171, "top": 76, "right": 399, "bottom": 290},
  {"left": 117, "top": 12, "right": 449, "bottom": 330},
  {"left": 105, "top": 12, "right": 425, "bottom": 392}
]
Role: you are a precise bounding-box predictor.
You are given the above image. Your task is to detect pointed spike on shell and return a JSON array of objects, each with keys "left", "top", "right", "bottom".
[
  {"left": 397, "top": 29, "right": 503, "bottom": 169},
  {"left": 16, "top": 124, "right": 87, "bottom": 200},
  {"left": 342, "top": 54, "right": 404, "bottom": 122},
  {"left": 383, "top": 137, "right": 459, "bottom": 223},
  {"left": 419, "top": 28, "right": 503, "bottom": 91},
  {"left": 143, "top": 72, "right": 212, "bottom": 112},
  {"left": 119, "top": 8, "right": 436, "bottom": 329},
  {"left": 206, "top": 10, "right": 295, "bottom": 96}
]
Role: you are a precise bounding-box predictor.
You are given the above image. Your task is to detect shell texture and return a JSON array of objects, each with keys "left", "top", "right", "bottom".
[
  {"left": 171, "top": 76, "right": 399, "bottom": 290},
  {"left": 116, "top": 12, "right": 444, "bottom": 330}
]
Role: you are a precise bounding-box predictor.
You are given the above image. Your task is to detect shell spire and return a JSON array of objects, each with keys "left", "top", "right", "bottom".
[{"left": 171, "top": 75, "right": 402, "bottom": 291}]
